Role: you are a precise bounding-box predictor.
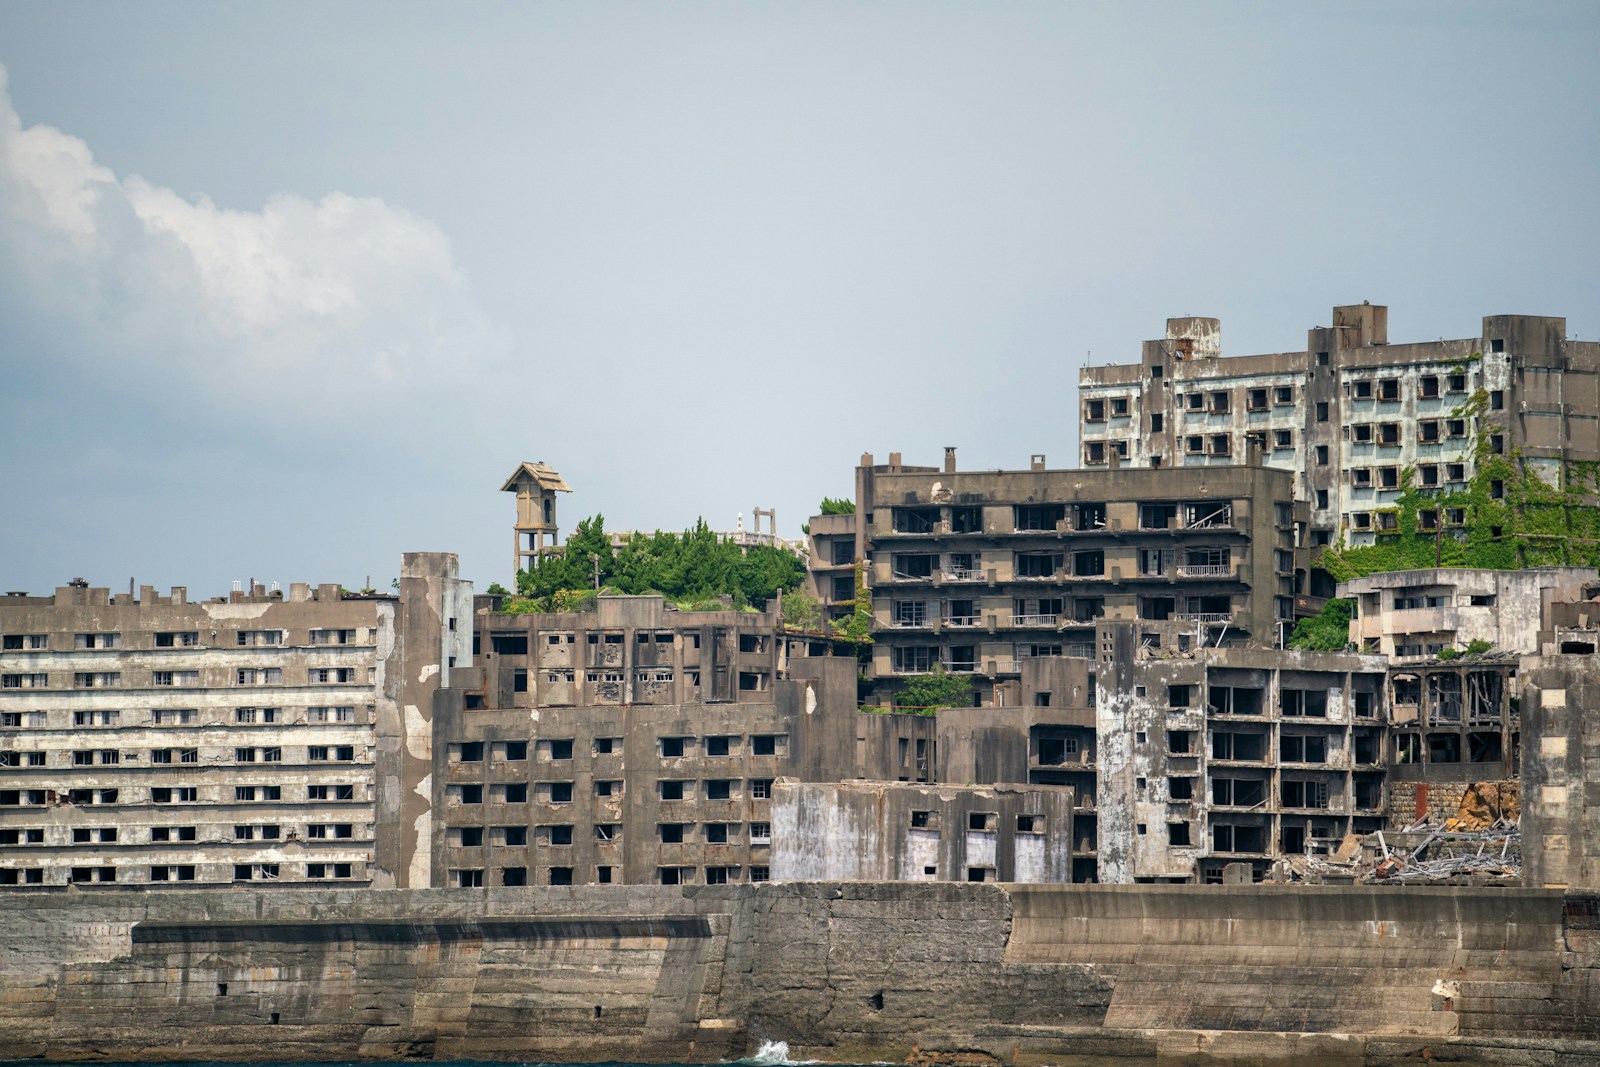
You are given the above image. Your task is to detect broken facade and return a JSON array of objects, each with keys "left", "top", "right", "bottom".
[{"left": 1079, "top": 304, "right": 1600, "bottom": 552}]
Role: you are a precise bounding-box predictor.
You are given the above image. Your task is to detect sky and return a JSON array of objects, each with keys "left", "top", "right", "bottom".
[{"left": 1, "top": 2, "right": 1596, "bottom": 598}]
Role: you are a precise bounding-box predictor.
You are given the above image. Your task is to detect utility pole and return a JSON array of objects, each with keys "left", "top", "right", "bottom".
[{"left": 591, "top": 553, "right": 600, "bottom": 591}]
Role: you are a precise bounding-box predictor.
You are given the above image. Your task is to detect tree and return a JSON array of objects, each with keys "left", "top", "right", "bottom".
[
  {"left": 896, "top": 665, "right": 972, "bottom": 713},
  {"left": 1287, "top": 598, "right": 1354, "bottom": 651},
  {"left": 512, "top": 513, "right": 807, "bottom": 611},
  {"left": 780, "top": 585, "right": 823, "bottom": 632},
  {"left": 819, "top": 497, "right": 855, "bottom": 515}
]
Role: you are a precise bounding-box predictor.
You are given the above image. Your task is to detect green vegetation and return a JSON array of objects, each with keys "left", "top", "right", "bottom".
[
  {"left": 510, "top": 514, "right": 806, "bottom": 613},
  {"left": 485, "top": 582, "right": 510, "bottom": 597},
  {"left": 1287, "top": 598, "right": 1354, "bottom": 651},
  {"left": 895, "top": 665, "right": 972, "bottom": 714},
  {"left": 779, "top": 585, "right": 824, "bottom": 633},
  {"left": 818, "top": 497, "right": 855, "bottom": 515},
  {"left": 1317, "top": 388, "right": 1600, "bottom": 582},
  {"left": 831, "top": 560, "right": 873, "bottom": 647}
]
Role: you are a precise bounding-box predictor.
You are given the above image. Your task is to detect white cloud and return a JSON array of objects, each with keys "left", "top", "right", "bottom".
[{"left": 0, "top": 63, "right": 504, "bottom": 403}]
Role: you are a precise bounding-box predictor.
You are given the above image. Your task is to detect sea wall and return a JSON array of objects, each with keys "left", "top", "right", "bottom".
[{"left": 1, "top": 883, "right": 1598, "bottom": 1065}]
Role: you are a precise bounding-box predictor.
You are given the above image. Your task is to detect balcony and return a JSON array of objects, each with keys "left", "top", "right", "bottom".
[
  {"left": 1012, "top": 614, "right": 1059, "bottom": 628},
  {"left": 942, "top": 567, "right": 983, "bottom": 582},
  {"left": 944, "top": 615, "right": 982, "bottom": 628},
  {"left": 1175, "top": 563, "right": 1233, "bottom": 579},
  {"left": 1176, "top": 611, "right": 1232, "bottom": 625},
  {"left": 1353, "top": 606, "right": 1458, "bottom": 639}
]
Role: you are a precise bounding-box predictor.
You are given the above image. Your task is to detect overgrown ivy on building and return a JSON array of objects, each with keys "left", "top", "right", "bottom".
[
  {"left": 1293, "top": 380, "right": 1600, "bottom": 650},
  {"left": 1317, "top": 387, "right": 1600, "bottom": 583}
]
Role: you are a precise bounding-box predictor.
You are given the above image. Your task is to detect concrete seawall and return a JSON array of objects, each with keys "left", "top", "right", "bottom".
[{"left": 1, "top": 883, "right": 1597, "bottom": 1065}]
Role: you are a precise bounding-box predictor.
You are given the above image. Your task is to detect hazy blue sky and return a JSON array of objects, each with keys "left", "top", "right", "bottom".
[{"left": 1, "top": 2, "right": 1596, "bottom": 596}]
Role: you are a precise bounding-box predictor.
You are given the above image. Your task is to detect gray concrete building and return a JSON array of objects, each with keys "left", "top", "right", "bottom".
[
  {"left": 0, "top": 553, "right": 466, "bottom": 889},
  {"left": 428, "top": 596, "right": 936, "bottom": 887},
  {"left": 1079, "top": 304, "right": 1600, "bottom": 552},
  {"left": 771, "top": 780, "right": 1080, "bottom": 883},
  {"left": 1089, "top": 628, "right": 1389, "bottom": 883},
  {"left": 809, "top": 448, "right": 1310, "bottom": 709}
]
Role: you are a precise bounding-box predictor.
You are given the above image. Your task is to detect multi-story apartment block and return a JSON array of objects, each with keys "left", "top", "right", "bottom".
[
  {"left": 1090, "top": 628, "right": 1390, "bottom": 884},
  {"left": 1338, "top": 568, "right": 1595, "bottom": 805},
  {"left": 1342, "top": 567, "right": 1592, "bottom": 661},
  {"left": 1079, "top": 304, "right": 1600, "bottom": 551},
  {"left": 428, "top": 596, "right": 935, "bottom": 888},
  {"left": 0, "top": 555, "right": 467, "bottom": 889},
  {"left": 810, "top": 449, "right": 1309, "bottom": 708}
]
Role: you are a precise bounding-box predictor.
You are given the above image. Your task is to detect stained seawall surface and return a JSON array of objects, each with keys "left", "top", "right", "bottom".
[{"left": 1, "top": 883, "right": 1598, "bottom": 1065}]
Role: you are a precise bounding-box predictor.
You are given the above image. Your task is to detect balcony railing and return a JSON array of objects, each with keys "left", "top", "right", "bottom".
[
  {"left": 1176, "top": 563, "right": 1231, "bottom": 578},
  {"left": 1012, "top": 614, "right": 1059, "bottom": 627},
  {"left": 1176, "top": 611, "right": 1232, "bottom": 624},
  {"left": 942, "top": 568, "right": 982, "bottom": 582},
  {"left": 944, "top": 615, "right": 982, "bottom": 628}
]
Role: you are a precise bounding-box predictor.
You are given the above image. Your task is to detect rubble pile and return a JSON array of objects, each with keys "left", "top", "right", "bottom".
[{"left": 1272, "top": 781, "right": 1524, "bottom": 886}]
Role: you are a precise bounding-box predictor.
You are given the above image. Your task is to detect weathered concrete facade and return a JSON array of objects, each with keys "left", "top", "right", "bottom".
[
  {"left": 813, "top": 449, "right": 1309, "bottom": 709},
  {"left": 0, "top": 555, "right": 463, "bottom": 889},
  {"left": 771, "top": 781, "right": 1080, "bottom": 883},
  {"left": 1342, "top": 566, "right": 1595, "bottom": 660},
  {"left": 1080, "top": 304, "right": 1600, "bottom": 550},
  {"left": 428, "top": 597, "right": 936, "bottom": 887},
  {"left": 1521, "top": 656, "right": 1600, "bottom": 891},
  {"left": 1089, "top": 633, "right": 1389, "bottom": 883},
  {"left": 1, "top": 883, "right": 1597, "bottom": 1065}
]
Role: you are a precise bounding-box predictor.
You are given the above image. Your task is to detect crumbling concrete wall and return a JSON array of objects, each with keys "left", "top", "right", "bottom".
[{"left": 1, "top": 883, "right": 1598, "bottom": 1065}]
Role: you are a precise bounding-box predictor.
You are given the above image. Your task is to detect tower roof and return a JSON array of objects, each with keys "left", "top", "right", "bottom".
[{"left": 500, "top": 461, "right": 572, "bottom": 494}]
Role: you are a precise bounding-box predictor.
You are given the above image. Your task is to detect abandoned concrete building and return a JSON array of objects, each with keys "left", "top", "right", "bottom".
[
  {"left": 0, "top": 553, "right": 469, "bottom": 889},
  {"left": 427, "top": 595, "right": 936, "bottom": 888},
  {"left": 807, "top": 448, "right": 1311, "bottom": 710},
  {"left": 1078, "top": 304, "right": 1600, "bottom": 550},
  {"left": 771, "top": 780, "right": 1080, "bottom": 883}
]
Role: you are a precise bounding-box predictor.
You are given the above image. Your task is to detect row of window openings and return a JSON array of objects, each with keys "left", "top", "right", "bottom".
[
  {"left": 0, "top": 863, "right": 359, "bottom": 886},
  {"left": 0, "top": 668, "right": 367, "bottom": 689},
  {"left": 0, "top": 823, "right": 357, "bottom": 846},
  {"left": 0, "top": 784, "right": 360, "bottom": 806},
  {"left": 1345, "top": 375, "right": 1481, "bottom": 402},
  {"left": 891, "top": 598, "right": 1128, "bottom": 627},
  {"left": 0, "top": 745, "right": 357, "bottom": 767},
  {"left": 447, "top": 779, "right": 778, "bottom": 805},
  {"left": 1202, "top": 686, "right": 1378, "bottom": 718},
  {"left": 446, "top": 734, "right": 786, "bottom": 763},
  {"left": 885, "top": 503, "right": 1247, "bottom": 557},
  {"left": 485, "top": 630, "right": 723, "bottom": 656},
  {"left": 1, "top": 629, "right": 369, "bottom": 651},
  {"left": 908, "top": 811, "right": 1046, "bottom": 833},
  {"left": 1394, "top": 731, "right": 1511, "bottom": 765},
  {"left": 0, "top": 707, "right": 360, "bottom": 729},
  {"left": 448, "top": 865, "right": 769, "bottom": 888},
  {"left": 1346, "top": 508, "right": 1481, "bottom": 532},
  {"left": 448, "top": 821, "right": 774, "bottom": 848},
  {"left": 508, "top": 668, "right": 765, "bottom": 690}
]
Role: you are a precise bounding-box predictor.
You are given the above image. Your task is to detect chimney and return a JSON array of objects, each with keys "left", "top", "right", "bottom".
[
  {"left": 888, "top": 452, "right": 903, "bottom": 470},
  {"left": 944, "top": 447, "right": 957, "bottom": 474},
  {"left": 1030, "top": 454, "right": 1047, "bottom": 472}
]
